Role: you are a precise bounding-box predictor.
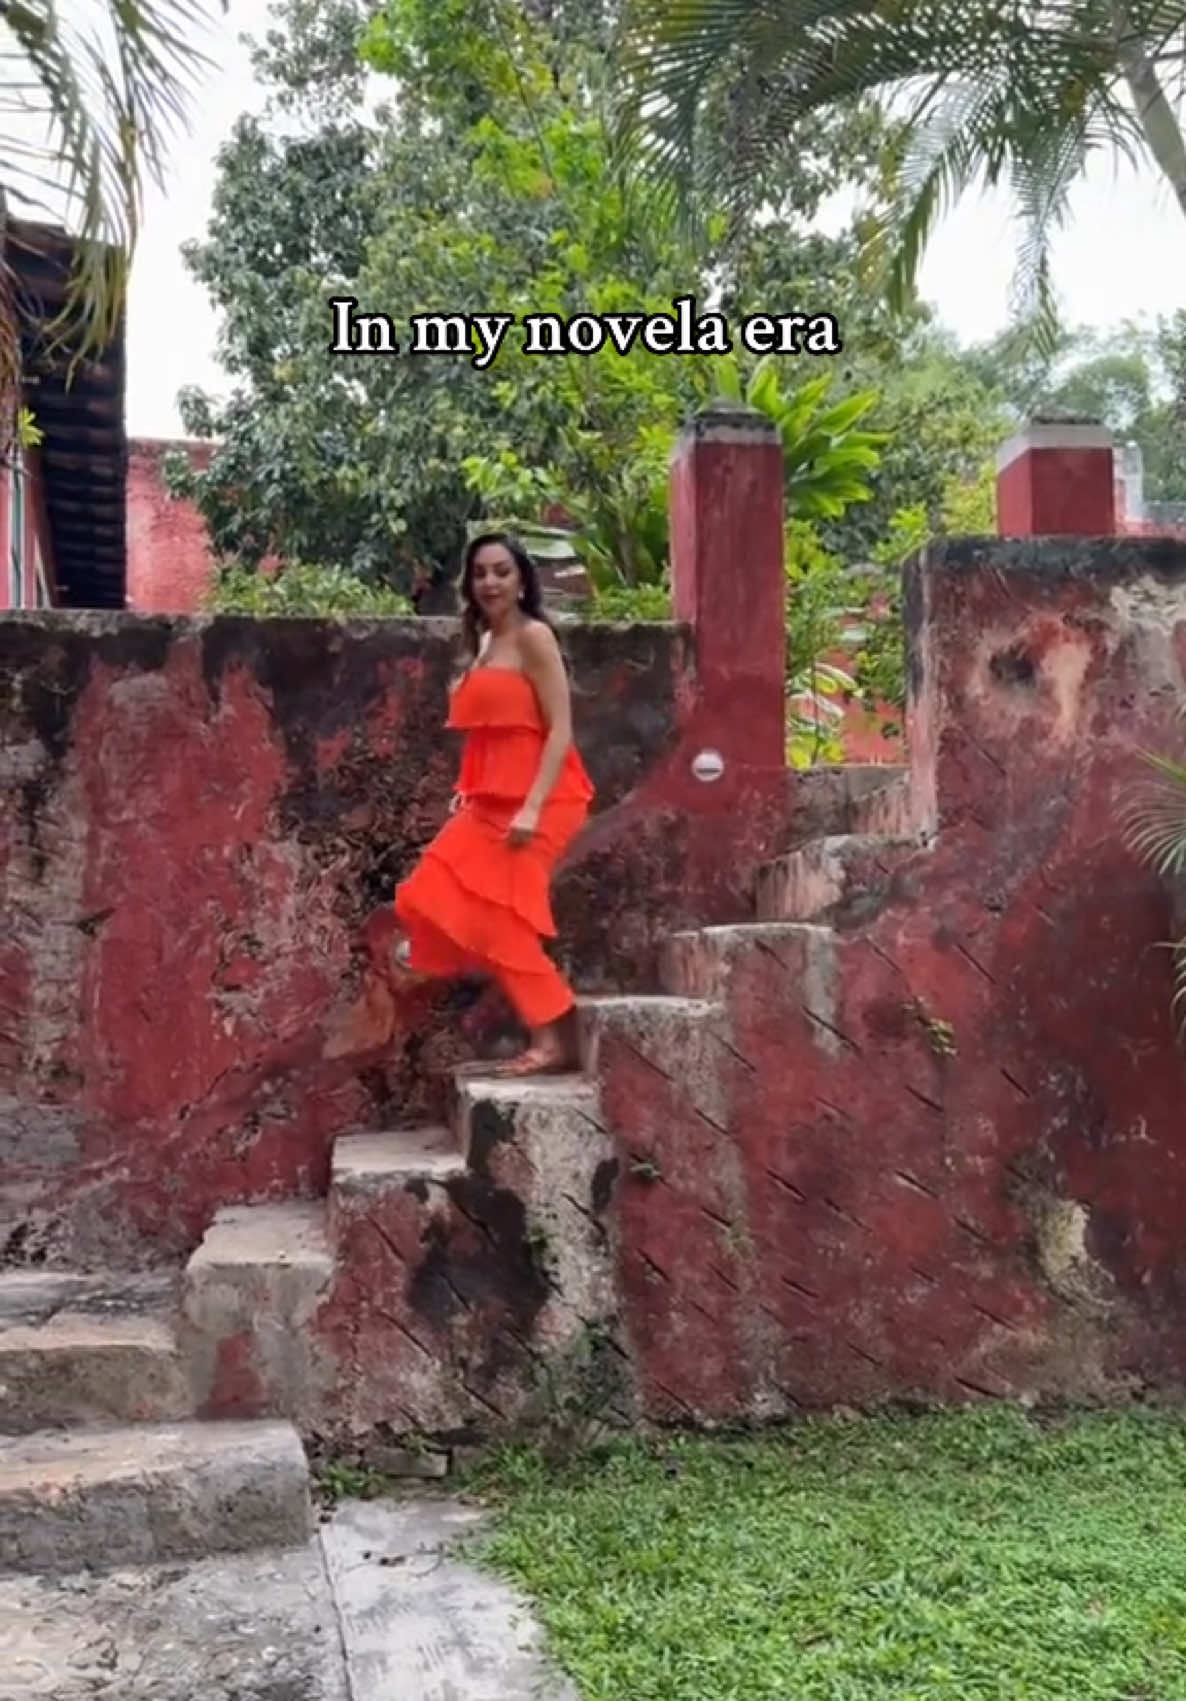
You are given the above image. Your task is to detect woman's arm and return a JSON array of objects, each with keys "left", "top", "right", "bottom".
[{"left": 508, "top": 622, "right": 573, "bottom": 844}]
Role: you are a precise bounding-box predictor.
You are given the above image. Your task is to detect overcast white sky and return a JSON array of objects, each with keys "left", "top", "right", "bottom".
[{"left": 123, "top": 0, "right": 1186, "bottom": 439}]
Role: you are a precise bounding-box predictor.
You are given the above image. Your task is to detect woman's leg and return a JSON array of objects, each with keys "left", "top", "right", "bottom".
[
  {"left": 488, "top": 798, "right": 590, "bottom": 1075},
  {"left": 394, "top": 795, "right": 588, "bottom": 1075},
  {"left": 488, "top": 947, "right": 579, "bottom": 1074}
]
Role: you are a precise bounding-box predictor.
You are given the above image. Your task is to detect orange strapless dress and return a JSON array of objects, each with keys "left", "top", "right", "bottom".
[{"left": 393, "top": 666, "right": 594, "bottom": 1028}]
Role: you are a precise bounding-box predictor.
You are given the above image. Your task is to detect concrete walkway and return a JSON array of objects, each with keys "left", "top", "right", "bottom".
[{"left": 0, "top": 1495, "right": 579, "bottom": 1701}]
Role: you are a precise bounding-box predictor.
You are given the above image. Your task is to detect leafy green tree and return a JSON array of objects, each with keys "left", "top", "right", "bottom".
[
  {"left": 824, "top": 325, "right": 1009, "bottom": 562},
  {"left": 617, "top": 1, "right": 1186, "bottom": 347},
  {"left": 1038, "top": 315, "right": 1186, "bottom": 502},
  {"left": 169, "top": 0, "right": 903, "bottom": 586},
  {"left": 172, "top": 0, "right": 699, "bottom": 580},
  {"left": 961, "top": 313, "right": 1186, "bottom": 502},
  {"left": 847, "top": 462, "right": 997, "bottom": 730},
  {"left": 1142, "top": 312, "right": 1186, "bottom": 500},
  {"left": 166, "top": 6, "right": 446, "bottom": 580},
  {"left": 784, "top": 520, "right": 866, "bottom": 767},
  {"left": 473, "top": 352, "right": 887, "bottom": 593}
]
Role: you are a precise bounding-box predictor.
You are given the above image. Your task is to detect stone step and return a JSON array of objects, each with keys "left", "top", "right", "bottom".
[
  {"left": 755, "top": 833, "right": 925, "bottom": 927},
  {"left": 328, "top": 1125, "right": 467, "bottom": 1275},
  {"left": 661, "top": 921, "right": 834, "bottom": 999},
  {"left": 0, "top": 1537, "right": 350, "bottom": 1700},
  {"left": 577, "top": 994, "right": 724, "bottom": 1074},
  {"left": 329, "top": 1125, "right": 467, "bottom": 1249},
  {"left": 852, "top": 770, "right": 916, "bottom": 840},
  {"left": 332, "top": 1125, "right": 466, "bottom": 1198},
  {"left": 450, "top": 1073, "right": 615, "bottom": 1271},
  {"left": 0, "top": 1418, "right": 312, "bottom": 1576},
  {"left": 0, "top": 1269, "right": 179, "bottom": 1327},
  {"left": 443, "top": 1073, "right": 624, "bottom": 1417},
  {"left": 452, "top": 1073, "right": 601, "bottom": 1167},
  {"left": 328, "top": 1074, "right": 625, "bottom": 1437},
  {"left": 182, "top": 1203, "right": 334, "bottom": 1426},
  {"left": 577, "top": 995, "right": 730, "bottom": 1134},
  {"left": 785, "top": 762, "right": 910, "bottom": 844},
  {"left": 0, "top": 1268, "right": 190, "bottom": 1434}
]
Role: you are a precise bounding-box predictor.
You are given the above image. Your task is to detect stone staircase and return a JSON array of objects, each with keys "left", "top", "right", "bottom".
[
  {"left": 0, "top": 1268, "right": 312, "bottom": 1575},
  {"left": 752, "top": 761, "right": 926, "bottom": 930},
  {"left": 0, "top": 762, "right": 918, "bottom": 1577},
  {"left": 0, "top": 1068, "right": 624, "bottom": 1576}
]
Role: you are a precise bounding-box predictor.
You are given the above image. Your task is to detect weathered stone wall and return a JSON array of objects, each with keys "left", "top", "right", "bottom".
[
  {"left": 14, "top": 408, "right": 1186, "bottom": 1434},
  {"left": 608, "top": 534, "right": 1186, "bottom": 1417},
  {"left": 0, "top": 611, "right": 700, "bottom": 1266}
]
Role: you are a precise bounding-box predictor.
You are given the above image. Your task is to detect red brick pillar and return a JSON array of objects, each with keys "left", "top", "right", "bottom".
[
  {"left": 558, "top": 399, "right": 791, "bottom": 940},
  {"left": 996, "top": 420, "right": 1115, "bottom": 537},
  {"left": 669, "top": 400, "right": 786, "bottom": 777}
]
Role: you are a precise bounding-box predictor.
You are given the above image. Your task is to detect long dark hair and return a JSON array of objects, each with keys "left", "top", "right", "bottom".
[{"left": 458, "top": 531, "right": 547, "bottom": 658}]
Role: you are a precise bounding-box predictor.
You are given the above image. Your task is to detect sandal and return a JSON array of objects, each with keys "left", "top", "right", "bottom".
[{"left": 489, "top": 1045, "right": 574, "bottom": 1078}]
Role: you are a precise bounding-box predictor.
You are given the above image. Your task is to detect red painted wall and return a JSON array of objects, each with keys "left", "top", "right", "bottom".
[
  {"left": 603, "top": 533, "right": 1186, "bottom": 1418},
  {"left": 0, "top": 403, "right": 799, "bottom": 1278},
  {"left": 125, "top": 438, "right": 218, "bottom": 613},
  {"left": 11, "top": 408, "right": 1186, "bottom": 1429},
  {"left": 0, "top": 612, "right": 748, "bottom": 1266}
]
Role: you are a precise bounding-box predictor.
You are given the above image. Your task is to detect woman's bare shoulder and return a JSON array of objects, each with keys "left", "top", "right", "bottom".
[{"left": 517, "top": 618, "right": 561, "bottom": 660}]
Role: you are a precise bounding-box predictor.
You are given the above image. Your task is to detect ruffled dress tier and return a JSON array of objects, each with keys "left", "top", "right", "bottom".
[{"left": 393, "top": 666, "right": 594, "bottom": 1028}]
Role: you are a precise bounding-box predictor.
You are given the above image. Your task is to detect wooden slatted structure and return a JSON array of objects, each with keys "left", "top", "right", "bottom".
[{"left": 5, "top": 217, "right": 127, "bottom": 608}]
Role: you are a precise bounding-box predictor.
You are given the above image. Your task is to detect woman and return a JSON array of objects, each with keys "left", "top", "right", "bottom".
[{"left": 393, "top": 532, "right": 594, "bottom": 1077}]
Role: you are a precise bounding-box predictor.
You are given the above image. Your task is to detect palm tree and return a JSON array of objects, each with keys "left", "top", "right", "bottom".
[
  {"left": 616, "top": 2, "right": 1186, "bottom": 347},
  {"left": 1, "top": 0, "right": 222, "bottom": 441}
]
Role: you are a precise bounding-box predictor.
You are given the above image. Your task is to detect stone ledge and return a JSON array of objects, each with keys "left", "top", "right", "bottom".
[
  {"left": 0, "top": 1312, "right": 189, "bottom": 1435},
  {"left": 0, "top": 1420, "right": 312, "bottom": 1576},
  {"left": 0, "top": 1270, "right": 178, "bottom": 1329},
  {"left": 755, "top": 834, "right": 926, "bottom": 927},
  {"left": 331, "top": 1127, "right": 466, "bottom": 1193},
  {"left": 661, "top": 921, "right": 835, "bottom": 999}
]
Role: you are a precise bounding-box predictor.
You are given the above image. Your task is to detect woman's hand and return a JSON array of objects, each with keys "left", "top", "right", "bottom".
[{"left": 507, "top": 802, "right": 540, "bottom": 847}]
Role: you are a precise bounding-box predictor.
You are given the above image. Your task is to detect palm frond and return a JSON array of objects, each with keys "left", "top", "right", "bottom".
[
  {"left": 1142, "top": 932, "right": 1186, "bottom": 1043},
  {"left": 614, "top": 0, "right": 761, "bottom": 218},
  {"left": 1121, "top": 734, "right": 1186, "bottom": 1045},
  {"left": 615, "top": 0, "right": 1185, "bottom": 341},
  {"left": 1169, "top": 935, "right": 1186, "bottom": 1029},
  {"left": 1, "top": 0, "right": 223, "bottom": 370},
  {"left": 1006, "top": 112, "right": 1094, "bottom": 357},
  {"left": 1120, "top": 750, "right": 1186, "bottom": 877},
  {"left": 878, "top": 89, "right": 996, "bottom": 311}
]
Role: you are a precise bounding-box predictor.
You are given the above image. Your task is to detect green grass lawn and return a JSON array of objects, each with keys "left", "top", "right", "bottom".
[{"left": 464, "top": 1406, "right": 1186, "bottom": 1700}]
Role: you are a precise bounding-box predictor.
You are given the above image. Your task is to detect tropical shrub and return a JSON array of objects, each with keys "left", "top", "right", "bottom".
[{"left": 205, "top": 561, "right": 412, "bottom": 617}]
